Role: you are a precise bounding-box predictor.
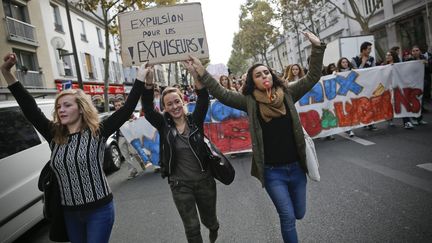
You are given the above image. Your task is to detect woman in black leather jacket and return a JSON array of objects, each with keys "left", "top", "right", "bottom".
[{"left": 141, "top": 69, "right": 219, "bottom": 243}]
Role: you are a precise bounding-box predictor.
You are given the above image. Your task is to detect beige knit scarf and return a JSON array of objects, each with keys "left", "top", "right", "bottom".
[{"left": 253, "top": 87, "right": 286, "bottom": 122}]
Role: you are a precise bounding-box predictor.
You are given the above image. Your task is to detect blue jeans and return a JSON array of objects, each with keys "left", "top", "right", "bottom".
[
  {"left": 63, "top": 201, "right": 115, "bottom": 243},
  {"left": 264, "top": 162, "right": 307, "bottom": 243}
]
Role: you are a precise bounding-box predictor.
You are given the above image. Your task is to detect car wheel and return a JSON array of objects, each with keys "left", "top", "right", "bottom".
[{"left": 107, "top": 144, "right": 121, "bottom": 172}]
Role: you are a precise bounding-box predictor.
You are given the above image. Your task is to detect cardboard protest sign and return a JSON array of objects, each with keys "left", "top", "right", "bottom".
[{"left": 119, "top": 3, "right": 209, "bottom": 65}]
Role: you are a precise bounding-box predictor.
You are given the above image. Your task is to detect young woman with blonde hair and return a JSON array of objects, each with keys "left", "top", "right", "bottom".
[
  {"left": 1, "top": 53, "right": 152, "bottom": 243},
  {"left": 141, "top": 69, "right": 220, "bottom": 243},
  {"left": 219, "top": 75, "right": 236, "bottom": 91},
  {"left": 286, "top": 64, "right": 305, "bottom": 83}
]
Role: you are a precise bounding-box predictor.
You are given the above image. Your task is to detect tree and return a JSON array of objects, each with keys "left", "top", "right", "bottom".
[
  {"left": 325, "top": 0, "right": 385, "bottom": 59},
  {"left": 228, "top": 32, "right": 248, "bottom": 76},
  {"left": 237, "top": 0, "right": 279, "bottom": 66},
  {"left": 74, "top": 0, "right": 178, "bottom": 112},
  {"left": 275, "top": 0, "right": 330, "bottom": 65}
]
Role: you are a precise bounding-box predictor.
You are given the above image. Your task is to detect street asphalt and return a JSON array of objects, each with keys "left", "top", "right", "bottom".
[{"left": 15, "top": 111, "right": 432, "bottom": 243}]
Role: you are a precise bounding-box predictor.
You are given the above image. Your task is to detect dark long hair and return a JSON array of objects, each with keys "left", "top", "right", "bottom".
[{"left": 241, "top": 63, "right": 286, "bottom": 96}]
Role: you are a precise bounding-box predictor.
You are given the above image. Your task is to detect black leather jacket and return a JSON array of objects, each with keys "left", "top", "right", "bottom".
[{"left": 141, "top": 87, "right": 210, "bottom": 179}]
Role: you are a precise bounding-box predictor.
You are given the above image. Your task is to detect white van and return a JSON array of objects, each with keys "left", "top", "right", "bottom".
[{"left": 0, "top": 99, "right": 54, "bottom": 243}]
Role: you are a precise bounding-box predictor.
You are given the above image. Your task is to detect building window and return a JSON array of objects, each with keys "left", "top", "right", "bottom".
[
  {"left": 2, "top": 0, "right": 27, "bottom": 22},
  {"left": 51, "top": 4, "right": 63, "bottom": 32},
  {"left": 82, "top": 53, "right": 96, "bottom": 79},
  {"left": 97, "top": 27, "right": 104, "bottom": 48},
  {"left": 59, "top": 49, "right": 74, "bottom": 76},
  {"left": 13, "top": 49, "right": 37, "bottom": 71},
  {"left": 78, "top": 19, "right": 87, "bottom": 41},
  {"left": 364, "top": 0, "right": 383, "bottom": 15}
]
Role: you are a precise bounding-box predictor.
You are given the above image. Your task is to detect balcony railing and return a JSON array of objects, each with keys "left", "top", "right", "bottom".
[
  {"left": 5, "top": 17, "right": 38, "bottom": 46},
  {"left": 15, "top": 70, "right": 43, "bottom": 87}
]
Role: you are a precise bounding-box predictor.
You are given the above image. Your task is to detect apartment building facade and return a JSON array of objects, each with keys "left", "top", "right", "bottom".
[
  {"left": 0, "top": 0, "right": 126, "bottom": 105},
  {"left": 283, "top": 0, "right": 432, "bottom": 68}
]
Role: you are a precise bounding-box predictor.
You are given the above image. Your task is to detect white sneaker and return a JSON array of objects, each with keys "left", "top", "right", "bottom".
[
  {"left": 348, "top": 130, "right": 355, "bottom": 137},
  {"left": 411, "top": 119, "right": 419, "bottom": 125},
  {"left": 418, "top": 120, "right": 428, "bottom": 125},
  {"left": 404, "top": 122, "right": 414, "bottom": 129},
  {"left": 128, "top": 169, "right": 139, "bottom": 178}
]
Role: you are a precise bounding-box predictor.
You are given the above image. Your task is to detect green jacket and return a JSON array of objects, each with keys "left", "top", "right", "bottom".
[{"left": 199, "top": 44, "right": 326, "bottom": 186}]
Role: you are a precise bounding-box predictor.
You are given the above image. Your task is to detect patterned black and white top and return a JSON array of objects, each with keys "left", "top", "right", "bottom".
[{"left": 9, "top": 80, "right": 144, "bottom": 210}]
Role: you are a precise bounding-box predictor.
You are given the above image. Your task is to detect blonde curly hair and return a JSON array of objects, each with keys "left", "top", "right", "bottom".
[{"left": 52, "top": 89, "right": 99, "bottom": 144}]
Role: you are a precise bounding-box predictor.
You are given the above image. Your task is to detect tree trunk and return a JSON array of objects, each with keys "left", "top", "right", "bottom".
[
  {"left": 262, "top": 52, "right": 270, "bottom": 67},
  {"left": 175, "top": 62, "right": 179, "bottom": 85},
  {"left": 276, "top": 46, "right": 284, "bottom": 72},
  {"left": 103, "top": 12, "right": 110, "bottom": 112},
  {"left": 167, "top": 63, "right": 172, "bottom": 86},
  {"left": 295, "top": 26, "right": 304, "bottom": 66}
]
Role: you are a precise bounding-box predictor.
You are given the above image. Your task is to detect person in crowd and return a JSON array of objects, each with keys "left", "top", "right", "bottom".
[
  {"left": 405, "top": 45, "right": 429, "bottom": 125},
  {"left": 390, "top": 46, "right": 402, "bottom": 62},
  {"left": 184, "top": 32, "right": 325, "bottom": 243},
  {"left": 382, "top": 50, "right": 411, "bottom": 128},
  {"left": 336, "top": 57, "right": 354, "bottom": 72},
  {"left": 114, "top": 99, "right": 150, "bottom": 178},
  {"left": 285, "top": 64, "right": 305, "bottom": 84},
  {"left": 325, "top": 63, "right": 337, "bottom": 75},
  {"left": 219, "top": 75, "right": 237, "bottom": 91},
  {"left": 282, "top": 64, "right": 293, "bottom": 81},
  {"left": 351, "top": 41, "right": 378, "bottom": 131},
  {"left": 1, "top": 53, "right": 152, "bottom": 243},
  {"left": 335, "top": 57, "right": 356, "bottom": 136},
  {"left": 351, "top": 41, "right": 376, "bottom": 69},
  {"left": 154, "top": 87, "right": 162, "bottom": 111},
  {"left": 141, "top": 68, "right": 219, "bottom": 243}
]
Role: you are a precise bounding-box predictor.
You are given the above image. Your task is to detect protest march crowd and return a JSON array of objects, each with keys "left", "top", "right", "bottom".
[{"left": 1, "top": 5, "right": 430, "bottom": 243}]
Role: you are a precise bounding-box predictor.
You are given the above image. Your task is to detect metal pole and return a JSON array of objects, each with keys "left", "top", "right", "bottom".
[{"left": 64, "top": 0, "right": 83, "bottom": 89}]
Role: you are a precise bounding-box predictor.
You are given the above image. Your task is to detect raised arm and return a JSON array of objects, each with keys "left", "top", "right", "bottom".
[
  {"left": 188, "top": 68, "right": 209, "bottom": 127},
  {"left": 1, "top": 53, "right": 53, "bottom": 141},
  {"left": 101, "top": 63, "right": 150, "bottom": 137},
  {"left": 140, "top": 68, "right": 164, "bottom": 131},
  {"left": 288, "top": 32, "right": 326, "bottom": 102},
  {"left": 183, "top": 56, "right": 247, "bottom": 111}
]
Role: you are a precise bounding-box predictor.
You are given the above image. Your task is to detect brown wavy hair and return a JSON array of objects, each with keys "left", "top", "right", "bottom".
[
  {"left": 219, "top": 75, "right": 234, "bottom": 90},
  {"left": 286, "top": 64, "right": 305, "bottom": 82},
  {"left": 52, "top": 89, "right": 99, "bottom": 144}
]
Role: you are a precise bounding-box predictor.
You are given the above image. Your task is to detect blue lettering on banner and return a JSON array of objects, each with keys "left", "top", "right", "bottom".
[{"left": 299, "top": 83, "right": 324, "bottom": 106}]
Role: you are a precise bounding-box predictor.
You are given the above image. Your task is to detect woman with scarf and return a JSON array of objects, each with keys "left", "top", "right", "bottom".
[{"left": 184, "top": 32, "right": 325, "bottom": 243}]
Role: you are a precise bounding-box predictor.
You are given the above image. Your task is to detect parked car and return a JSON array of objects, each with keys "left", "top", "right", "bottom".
[
  {"left": 99, "top": 112, "right": 123, "bottom": 172},
  {"left": 0, "top": 100, "right": 123, "bottom": 243}
]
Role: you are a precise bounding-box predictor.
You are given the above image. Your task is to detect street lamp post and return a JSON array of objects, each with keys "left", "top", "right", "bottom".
[{"left": 64, "top": 0, "right": 83, "bottom": 90}]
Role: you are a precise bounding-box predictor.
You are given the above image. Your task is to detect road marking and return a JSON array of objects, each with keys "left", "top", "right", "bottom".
[
  {"left": 344, "top": 157, "right": 432, "bottom": 193},
  {"left": 338, "top": 132, "right": 376, "bottom": 146},
  {"left": 417, "top": 163, "right": 432, "bottom": 172}
]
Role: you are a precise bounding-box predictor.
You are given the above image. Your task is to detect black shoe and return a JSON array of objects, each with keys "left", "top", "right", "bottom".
[{"left": 209, "top": 229, "right": 218, "bottom": 243}]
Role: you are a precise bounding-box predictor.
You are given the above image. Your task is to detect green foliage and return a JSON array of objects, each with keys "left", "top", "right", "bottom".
[
  {"left": 236, "top": 0, "right": 279, "bottom": 65},
  {"left": 228, "top": 33, "right": 248, "bottom": 76}
]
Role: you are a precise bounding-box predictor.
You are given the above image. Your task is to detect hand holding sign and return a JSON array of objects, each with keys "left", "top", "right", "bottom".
[
  {"left": 184, "top": 55, "right": 206, "bottom": 77},
  {"left": 136, "top": 61, "right": 153, "bottom": 84},
  {"left": 183, "top": 56, "right": 205, "bottom": 89}
]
